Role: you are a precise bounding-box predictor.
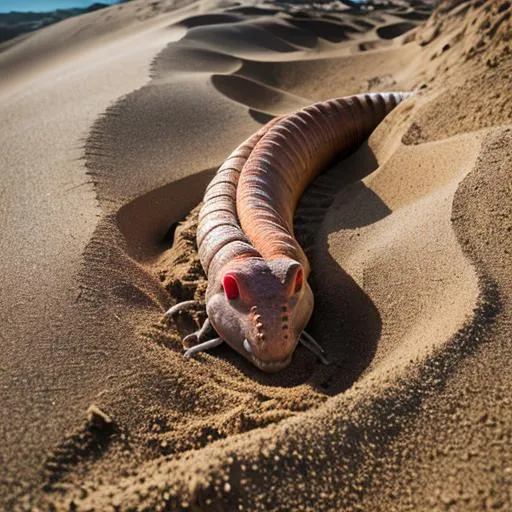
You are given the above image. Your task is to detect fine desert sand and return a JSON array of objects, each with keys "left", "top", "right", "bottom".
[{"left": 0, "top": 0, "right": 511, "bottom": 510}]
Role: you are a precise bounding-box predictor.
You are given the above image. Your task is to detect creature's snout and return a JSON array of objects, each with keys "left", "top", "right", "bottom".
[
  {"left": 216, "top": 259, "right": 307, "bottom": 371},
  {"left": 243, "top": 302, "right": 298, "bottom": 363}
]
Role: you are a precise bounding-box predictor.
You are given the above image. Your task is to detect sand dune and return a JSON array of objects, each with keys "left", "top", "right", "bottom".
[{"left": 1, "top": 0, "right": 511, "bottom": 510}]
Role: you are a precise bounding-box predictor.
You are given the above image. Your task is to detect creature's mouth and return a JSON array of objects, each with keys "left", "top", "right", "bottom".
[{"left": 249, "top": 353, "right": 293, "bottom": 373}]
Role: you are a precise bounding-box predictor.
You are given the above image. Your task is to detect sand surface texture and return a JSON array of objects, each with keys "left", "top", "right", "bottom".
[{"left": 1, "top": 0, "right": 511, "bottom": 510}]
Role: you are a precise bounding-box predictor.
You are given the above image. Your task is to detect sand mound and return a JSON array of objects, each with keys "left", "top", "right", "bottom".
[
  {"left": 179, "top": 12, "right": 245, "bottom": 27},
  {"left": 377, "top": 21, "right": 417, "bottom": 38},
  {"left": 183, "top": 21, "right": 300, "bottom": 54},
  {"left": 2, "top": 0, "right": 511, "bottom": 510},
  {"left": 249, "top": 17, "right": 319, "bottom": 48},
  {"left": 286, "top": 17, "right": 351, "bottom": 42},
  {"left": 226, "top": 5, "right": 282, "bottom": 15},
  {"left": 211, "top": 73, "right": 310, "bottom": 114}
]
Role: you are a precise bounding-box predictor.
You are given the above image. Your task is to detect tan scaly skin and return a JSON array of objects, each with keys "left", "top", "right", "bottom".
[{"left": 166, "top": 92, "right": 411, "bottom": 372}]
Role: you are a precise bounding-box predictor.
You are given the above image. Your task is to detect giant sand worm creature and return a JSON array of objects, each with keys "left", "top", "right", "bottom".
[{"left": 166, "top": 92, "right": 411, "bottom": 372}]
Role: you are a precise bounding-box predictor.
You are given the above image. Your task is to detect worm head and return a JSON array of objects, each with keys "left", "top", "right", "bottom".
[{"left": 207, "top": 258, "right": 313, "bottom": 372}]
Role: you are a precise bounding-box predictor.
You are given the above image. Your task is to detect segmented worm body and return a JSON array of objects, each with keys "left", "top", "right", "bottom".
[{"left": 168, "top": 92, "right": 410, "bottom": 371}]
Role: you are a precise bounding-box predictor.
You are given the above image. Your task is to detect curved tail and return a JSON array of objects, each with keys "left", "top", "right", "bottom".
[{"left": 236, "top": 92, "right": 411, "bottom": 270}]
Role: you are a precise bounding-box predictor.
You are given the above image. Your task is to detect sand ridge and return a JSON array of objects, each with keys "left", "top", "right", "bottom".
[{"left": 1, "top": 0, "right": 511, "bottom": 510}]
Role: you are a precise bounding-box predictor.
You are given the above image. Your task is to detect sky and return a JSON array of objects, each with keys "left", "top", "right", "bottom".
[{"left": 0, "top": 0, "right": 119, "bottom": 12}]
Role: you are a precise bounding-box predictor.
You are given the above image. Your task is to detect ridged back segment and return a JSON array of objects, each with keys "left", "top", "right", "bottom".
[
  {"left": 197, "top": 117, "right": 283, "bottom": 285},
  {"left": 236, "top": 92, "right": 410, "bottom": 270}
]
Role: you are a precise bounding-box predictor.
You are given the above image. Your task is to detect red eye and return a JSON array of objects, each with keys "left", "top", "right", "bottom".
[
  {"left": 223, "top": 273, "right": 239, "bottom": 300},
  {"left": 294, "top": 268, "right": 303, "bottom": 294}
]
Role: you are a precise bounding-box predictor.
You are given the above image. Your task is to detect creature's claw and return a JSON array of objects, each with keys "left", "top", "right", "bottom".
[
  {"left": 301, "top": 330, "right": 326, "bottom": 354},
  {"left": 300, "top": 330, "right": 331, "bottom": 365},
  {"left": 182, "top": 318, "right": 213, "bottom": 349},
  {"left": 164, "top": 300, "right": 196, "bottom": 317},
  {"left": 165, "top": 307, "right": 218, "bottom": 356},
  {"left": 183, "top": 337, "right": 224, "bottom": 358}
]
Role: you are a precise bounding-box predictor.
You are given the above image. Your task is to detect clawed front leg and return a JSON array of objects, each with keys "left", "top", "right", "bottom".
[
  {"left": 300, "top": 330, "right": 331, "bottom": 365},
  {"left": 182, "top": 318, "right": 225, "bottom": 358},
  {"left": 164, "top": 300, "right": 197, "bottom": 317},
  {"left": 182, "top": 318, "right": 213, "bottom": 348},
  {"left": 183, "top": 337, "right": 224, "bottom": 358},
  {"left": 165, "top": 305, "right": 224, "bottom": 358}
]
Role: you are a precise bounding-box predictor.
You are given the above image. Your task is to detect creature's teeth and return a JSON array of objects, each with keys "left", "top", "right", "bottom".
[
  {"left": 256, "top": 322, "right": 263, "bottom": 331},
  {"left": 243, "top": 339, "right": 252, "bottom": 353},
  {"left": 250, "top": 353, "right": 292, "bottom": 372}
]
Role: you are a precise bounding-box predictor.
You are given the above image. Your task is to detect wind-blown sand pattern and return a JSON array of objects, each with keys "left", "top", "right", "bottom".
[{"left": 0, "top": 0, "right": 510, "bottom": 510}]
